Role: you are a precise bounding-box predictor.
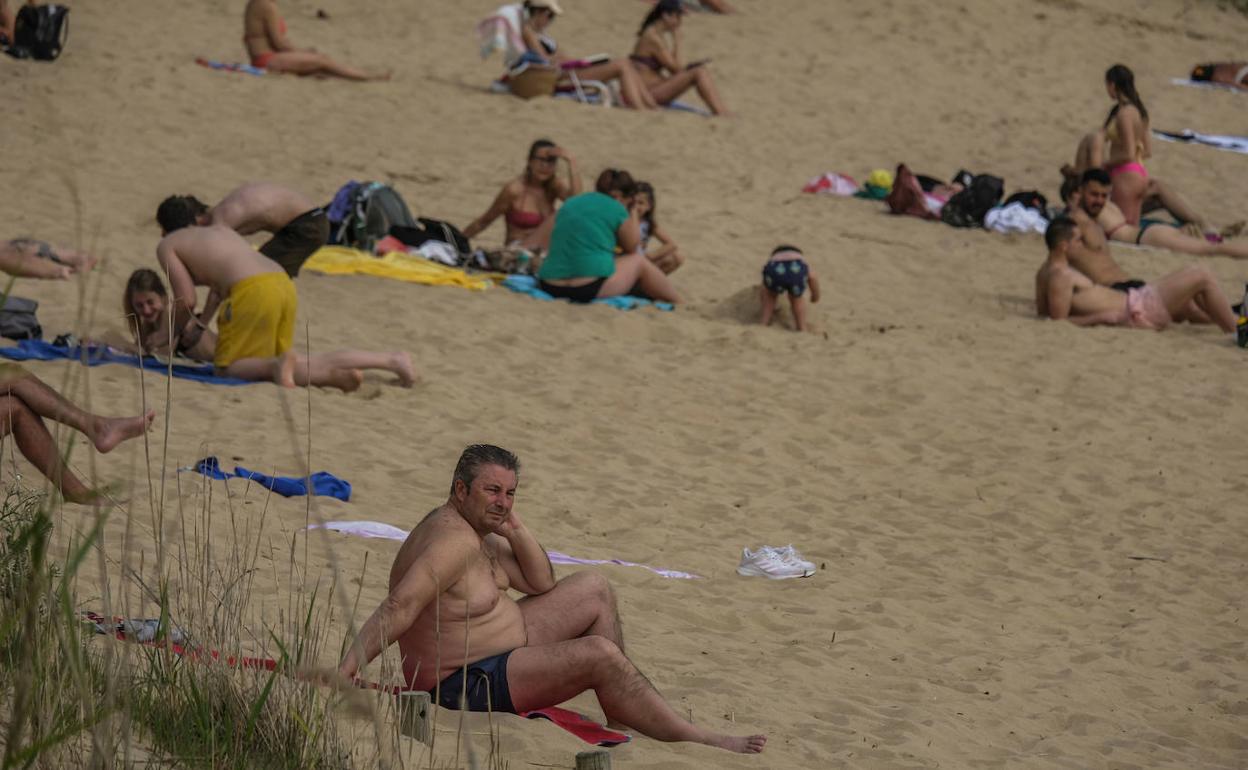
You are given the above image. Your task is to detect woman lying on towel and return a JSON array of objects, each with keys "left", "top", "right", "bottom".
[
  {"left": 519, "top": 0, "right": 657, "bottom": 109},
  {"left": 243, "top": 0, "right": 390, "bottom": 81},
  {"left": 629, "top": 0, "right": 730, "bottom": 116},
  {"left": 122, "top": 270, "right": 416, "bottom": 389},
  {"left": 537, "top": 169, "right": 683, "bottom": 305},
  {"left": 1190, "top": 62, "right": 1248, "bottom": 90},
  {"left": 462, "top": 139, "right": 582, "bottom": 252}
]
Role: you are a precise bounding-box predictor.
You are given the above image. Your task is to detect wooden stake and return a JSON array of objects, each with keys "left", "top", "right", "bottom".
[
  {"left": 397, "top": 691, "right": 433, "bottom": 746},
  {"left": 575, "top": 749, "right": 612, "bottom": 770}
]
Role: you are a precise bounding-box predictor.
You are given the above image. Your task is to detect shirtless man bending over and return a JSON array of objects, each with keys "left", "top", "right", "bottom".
[
  {"left": 157, "top": 183, "right": 329, "bottom": 277},
  {"left": 154, "top": 210, "right": 413, "bottom": 389},
  {"left": 1036, "top": 216, "right": 1237, "bottom": 334},
  {"left": 1080, "top": 168, "right": 1248, "bottom": 260},
  {"left": 338, "top": 445, "right": 767, "bottom": 754}
]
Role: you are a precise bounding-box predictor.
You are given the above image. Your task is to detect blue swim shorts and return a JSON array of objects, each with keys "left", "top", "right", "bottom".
[
  {"left": 762, "top": 259, "right": 809, "bottom": 297},
  {"left": 430, "top": 651, "right": 517, "bottom": 713}
]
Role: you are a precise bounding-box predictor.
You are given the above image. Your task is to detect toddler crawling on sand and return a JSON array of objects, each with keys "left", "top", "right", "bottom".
[{"left": 760, "top": 244, "right": 820, "bottom": 331}]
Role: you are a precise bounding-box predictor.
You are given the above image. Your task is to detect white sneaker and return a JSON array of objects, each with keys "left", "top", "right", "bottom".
[
  {"left": 737, "top": 546, "right": 816, "bottom": 579},
  {"left": 766, "top": 544, "right": 817, "bottom": 573}
]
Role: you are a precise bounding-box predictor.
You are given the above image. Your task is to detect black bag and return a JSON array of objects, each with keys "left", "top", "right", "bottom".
[
  {"left": 1003, "top": 190, "right": 1048, "bottom": 213},
  {"left": 0, "top": 296, "right": 42, "bottom": 341},
  {"left": 331, "top": 182, "right": 418, "bottom": 253},
  {"left": 941, "top": 174, "right": 1004, "bottom": 228},
  {"left": 390, "top": 218, "right": 473, "bottom": 259},
  {"left": 10, "top": 4, "right": 69, "bottom": 61}
]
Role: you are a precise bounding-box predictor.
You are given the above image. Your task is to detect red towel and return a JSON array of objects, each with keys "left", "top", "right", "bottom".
[{"left": 521, "top": 707, "right": 630, "bottom": 747}]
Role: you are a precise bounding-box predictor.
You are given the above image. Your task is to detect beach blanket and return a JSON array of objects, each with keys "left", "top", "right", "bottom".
[
  {"left": 195, "top": 57, "right": 266, "bottom": 76},
  {"left": 302, "top": 246, "right": 493, "bottom": 290},
  {"left": 502, "top": 275, "right": 674, "bottom": 312},
  {"left": 0, "top": 339, "right": 251, "bottom": 386},
  {"left": 1169, "top": 77, "right": 1244, "bottom": 94},
  {"left": 1153, "top": 129, "right": 1248, "bottom": 155},
  {"left": 181, "top": 457, "right": 352, "bottom": 501},
  {"left": 306, "top": 520, "right": 700, "bottom": 579}
]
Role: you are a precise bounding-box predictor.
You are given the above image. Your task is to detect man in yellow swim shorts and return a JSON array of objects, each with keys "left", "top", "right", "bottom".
[{"left": 154, "top": 200, "right": 416, "bottom": 390}]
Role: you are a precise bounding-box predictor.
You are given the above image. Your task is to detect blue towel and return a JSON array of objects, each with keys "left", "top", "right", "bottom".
[
  {"left": 0, "top": 340, "right": 251, "bottom": 386},
  {"left": 186, "top": 457, "right": 352, "bottom": 501},
  {"left": 502, "top": 275, "right": 673, "bottom": 311}
]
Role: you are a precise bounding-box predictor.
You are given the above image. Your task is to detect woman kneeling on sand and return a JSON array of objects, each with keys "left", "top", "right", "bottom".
[
  {"left": 537, "top": 169, "right": 682, "bottom": 305},
  {"left": 243, "top": 0, "right": 389, "bottom": 81},
  {"left": 122, "top": 269, "right": 415, "bottom": 390},
  {"left": 519, "top": 0, "right": 657, "bottom": 109},
  {"left": 462, "top": 139, "right": 582, "bottom": 252},
  {"left": 630, "top": 0, "right": 730, "bottom": 116}
]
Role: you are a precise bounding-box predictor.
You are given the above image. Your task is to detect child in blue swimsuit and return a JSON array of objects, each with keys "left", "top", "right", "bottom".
[{"left": 761, "top": 244, "right": 821, "bottom": 331}]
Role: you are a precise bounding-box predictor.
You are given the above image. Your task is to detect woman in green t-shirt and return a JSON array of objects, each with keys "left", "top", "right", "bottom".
[{"left": 537, "top": 169, "right": 683, "bottom": 305}]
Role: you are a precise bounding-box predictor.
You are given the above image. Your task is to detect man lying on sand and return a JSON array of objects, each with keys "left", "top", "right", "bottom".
[
  {"left": 1036, "top": 216, "right": 1237, "bottom": 334},
  {"left": 1077, "top": 169, "right": 1248, "bottom": 260},
  {"left": 158, "top": 183, "right": 328, "bottom": 277},
  {"left": 154, "top": 211, "right": 413, "bottom": 390},
  {"left": 338, "top": 444, "right": 766, "bottom": 754},
  {"left": 0, "top": 364, "right": 154, "bottom": 503},
  {"left": 0, "top": 237, "right": 97, "bottom": 280}
]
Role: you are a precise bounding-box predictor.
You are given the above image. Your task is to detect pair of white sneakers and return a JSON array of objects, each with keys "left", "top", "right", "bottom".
[{"left": 736, "top": 545, "right": 817, "bottom": 579}]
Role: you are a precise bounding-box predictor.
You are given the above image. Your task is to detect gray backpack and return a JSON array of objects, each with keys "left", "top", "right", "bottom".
[{"left": 334, "top": 182, "right": 418, "bottom": 253}]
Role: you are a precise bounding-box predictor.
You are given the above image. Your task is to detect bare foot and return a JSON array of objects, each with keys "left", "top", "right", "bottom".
[
  {"left": 391, "top": 351, "right": 417, "bottom": 386},
  {"left": 325, "top": 367, "right": 364, "bottom": 393},
  {"left": 275, "top": 350, "right": 298, "bottom": 388},
  {"left": 92, "top": 410, "right": 155, "bottom": 453},
  {"left": 708, "top": 733, "right": 766, "bottom": 754}
]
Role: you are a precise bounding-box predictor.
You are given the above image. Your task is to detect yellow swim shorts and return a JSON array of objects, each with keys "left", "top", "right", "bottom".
[{"left": 214, "top": 272, "right": 297, "bottom": 370}]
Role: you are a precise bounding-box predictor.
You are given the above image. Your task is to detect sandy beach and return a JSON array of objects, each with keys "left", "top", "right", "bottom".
[{"left": 3, "top": 0, "right": 1247, "bottom": 766}]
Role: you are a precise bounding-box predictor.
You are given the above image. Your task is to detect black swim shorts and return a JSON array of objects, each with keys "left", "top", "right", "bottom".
[
  {"left": 430, "top": 651, "right": 517, "bottom": 713},
  {"left": 539, "top": 277, "right": 607, "bottom": 304},
  {"left": 260, "top": 208, "right": 330, "bottom": 277},
  {"left": 1109, "top": 279, "right": 1147, "bottom": 292}
]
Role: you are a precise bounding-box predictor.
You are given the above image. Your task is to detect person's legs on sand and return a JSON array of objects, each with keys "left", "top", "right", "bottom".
[
  {"left": 598, "top": 252, "right": 683, "bottom": 304},
  {"left": 265, "top": 51, "right": 390, "bottom": 81},
  {"left": 760, "top": 286, "right": 778, "bottom": 326},
  {"left": 0, "top": 396, "right": 96, "bottom": 503},
  {"left": 1151, "top": 266, "right": 1237, "bottom": 332},
  {"left": 789, "top": 294, "right": 809, "bottom": 331},
  {"left": 0, "top": 371, "right": 154, "bottom": 453},
  {"left": 288, "top": 349, "right": 415, "bottom": 388},
  {"left": 518, "top": 571, "right": 624, "bottom": 650},
  {"left": 1141, "top": 224, "right": 1248, "bottom": 259}
]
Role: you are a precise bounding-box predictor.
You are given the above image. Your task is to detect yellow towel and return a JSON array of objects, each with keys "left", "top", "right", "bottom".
[{"left": 302, "top": 246, "right": 496, "bottom": 291}]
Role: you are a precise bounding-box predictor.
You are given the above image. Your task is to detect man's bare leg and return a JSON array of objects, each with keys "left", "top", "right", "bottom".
[
  {"left": 292, "top": 350, "right": 415, "bottom": 387},
  {"left": 0, "top": 372, "right": 154, "bottom": 453},
  {"left": 507, "top": 637, "right": 766, "bottom": 753},
  {"left": 1152, "top": 266, "right": 1238, "bottom": 332},
  {"left": 0, "top": 239, "right": 71, "bottom": 279},
  {"left": 519, "top": 571, "right": 623, "bottom": 650},
  {"left": 224, "top": 354, "right": 363, "bottom": 392},
  {"left": 0, "top": 396, "right": 96, "bottom": 503},
  {"left": 1142, "top": 224, "right": 1248, "bottom": 260}
]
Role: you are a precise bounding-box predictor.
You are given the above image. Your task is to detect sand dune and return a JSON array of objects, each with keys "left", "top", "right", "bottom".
[{"left": 3, "top": 0, "right": 1248, "bottom": 766}]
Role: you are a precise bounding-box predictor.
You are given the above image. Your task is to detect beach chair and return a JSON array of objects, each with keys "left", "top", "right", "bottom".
[{"left": 476, "top": 3, "right": 614, "bottom": 107}]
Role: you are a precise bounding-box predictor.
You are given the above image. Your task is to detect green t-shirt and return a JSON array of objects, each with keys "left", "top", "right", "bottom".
[{"left": 538, "top": 192, "right": 628, "bottom": 281}]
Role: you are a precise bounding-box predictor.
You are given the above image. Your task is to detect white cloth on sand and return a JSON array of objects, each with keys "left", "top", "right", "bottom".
[
  {"left": 1153, "top": 129, "right": 1248, "bottom": 155},
  {"left": 984, "top": 202, "right": 1049, "bottom": 234}
]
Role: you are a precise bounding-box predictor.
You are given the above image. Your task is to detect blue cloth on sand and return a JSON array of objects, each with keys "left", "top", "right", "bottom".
[
  {"left": 0, "top": 340, "right": 250, "bottom": 386},
  {"left": 185, "top": 457, "right": 352, "bottom": 501},
  {"left": 502, "top": 275, "right": 673, "bottom": 311}
]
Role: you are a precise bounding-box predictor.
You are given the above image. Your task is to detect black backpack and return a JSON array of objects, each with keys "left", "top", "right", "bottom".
[
  {"left": 331, "top": 182, "right": 418, "bottom": 253},
  {"left": 941, "top": 174, "right": 1004, "bottom": 228},
  {"left": 390, "top": 218, "right": 473, "bottom": 260},
  {"left": 8, "top": 4, "right": 69, "bottom": 61}
]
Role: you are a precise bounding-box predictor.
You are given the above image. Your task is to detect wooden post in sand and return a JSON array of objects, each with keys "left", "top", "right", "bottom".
[
  {"left": 575, "top": 750, "right": 611, "bottom": 770},
  {"left": 396, "top": 691, "right": 433, "bottom": 745}
]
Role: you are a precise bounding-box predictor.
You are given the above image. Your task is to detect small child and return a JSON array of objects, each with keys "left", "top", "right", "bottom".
[
  {"left": 634, "top": 181, "right": 684, "bottom": 274},
  {"left": 760, "top": 244, "right": 820, "bottom": 331}
]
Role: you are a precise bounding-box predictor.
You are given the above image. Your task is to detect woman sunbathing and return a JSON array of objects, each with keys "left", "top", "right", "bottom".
[
  {"left": 518, "top": 0, "right": 657, "bottom": 109},
  {"left": 537, "top": 169, "right": 683, "bottom": 305},
  {"left": 122, "top": 269, "right": 416, "bottom": 389},
  {"left": 462, "top": 139, "right": 582, "bottom": 251},
  {"left": 630, "top": 0, "right": 730, "bottom": 116},
  {"left": 243, "top": 0, "right": 390, "bottom": 81},
  {"left": 1190, "top": 62, "right": 1248, "bottom": 90}
]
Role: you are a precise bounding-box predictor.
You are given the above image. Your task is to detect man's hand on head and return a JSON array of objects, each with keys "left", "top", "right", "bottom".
[{"left": 496, "top": 509, "right": 528, "bottom": 539}]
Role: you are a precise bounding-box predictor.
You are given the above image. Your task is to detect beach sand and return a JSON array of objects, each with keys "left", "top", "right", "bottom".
[{"left": 2, "top": 0, "right": 1247, "bottom": 766}]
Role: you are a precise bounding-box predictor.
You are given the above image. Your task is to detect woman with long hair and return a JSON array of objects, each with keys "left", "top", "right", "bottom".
[
  {"left": 123, "top": 268, "right": 217, "bottom": 362},
  {"left": 1101, "top": 64, "right": 1151, "bottom": 224},
  {"left": 630, "top": 0, "right": 730, "bottom": 116},
  {"left": 462, "top": 139, "right": 582, "bottom": 251}
]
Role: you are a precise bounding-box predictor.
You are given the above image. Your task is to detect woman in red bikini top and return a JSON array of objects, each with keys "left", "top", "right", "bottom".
[
  {"left": 461, "top": 139, "right": 582, "bottom": 251},
  {"left": 242, "top": 0, "right": 389, "bottom": 81},
  {"left": 1101, "top": 64, "right": 1151, "bottom": 226}
]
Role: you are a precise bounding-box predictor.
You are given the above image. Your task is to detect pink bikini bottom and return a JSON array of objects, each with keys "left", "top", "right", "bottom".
[{"left": 1108, "top": 161, "right": 1148, "bottom": 180}]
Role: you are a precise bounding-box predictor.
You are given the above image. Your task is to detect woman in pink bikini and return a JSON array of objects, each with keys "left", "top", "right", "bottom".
[
  {"left": 1100, "top": 64, "right": 1151, "bottom": 225},
  {"left": 243, "top": 0, "right": 390, "bottom": 81},
  {"left": 462, "top": 139, "right": 582, "bottom": 251}
]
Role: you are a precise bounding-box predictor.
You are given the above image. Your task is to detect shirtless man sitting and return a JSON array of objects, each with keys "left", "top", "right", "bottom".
[
  {"left": 1079, "top": 168, "right": 1248, "bottom": 260},
  {"left": 155, "top": 208, "right": 413, "bottom": 389},
  {"left": 337, "top": 445, "right": 767, "bottom": 754},
  {"left": 157, "top": 182, "right": 329, "bottom": 277},
  {"left": 0, "top": 237, "right": 97, "bottom": 280},
  {"left": 1036, "top": 216, "right": 1237, "bottom": 334}
]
